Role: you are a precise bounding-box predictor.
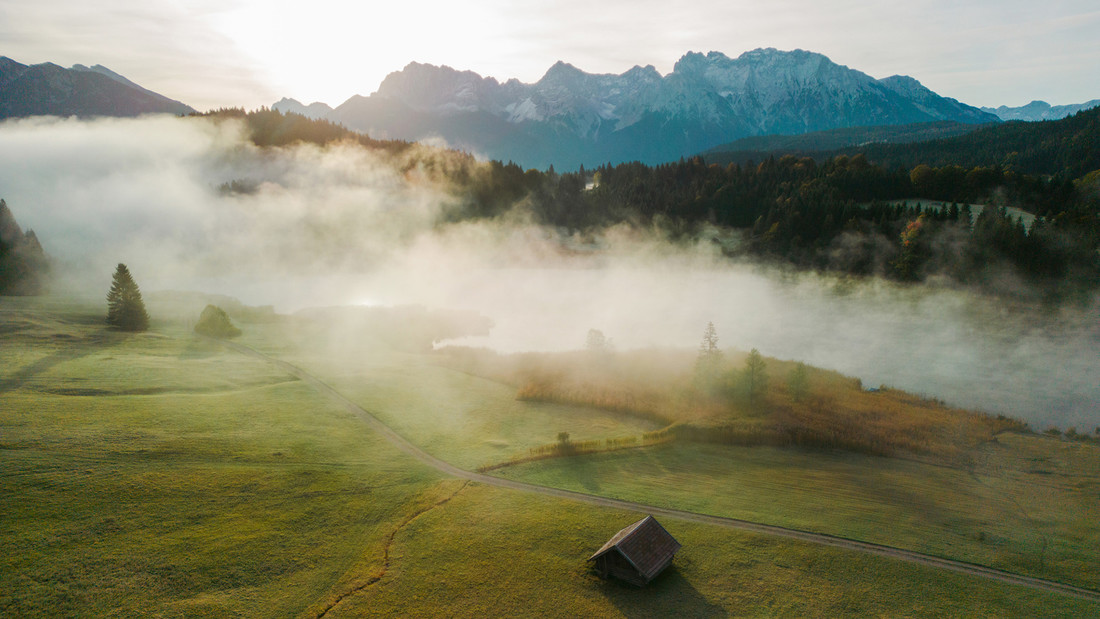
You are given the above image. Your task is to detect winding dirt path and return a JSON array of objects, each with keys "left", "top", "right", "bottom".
[{"left": 220, "top": 340, "right": 1100, "bottom": 604}]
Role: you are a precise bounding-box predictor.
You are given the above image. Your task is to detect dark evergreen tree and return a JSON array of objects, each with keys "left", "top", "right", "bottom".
[
  {"left": 1, "top": 199, "right": 50, "bottom": 296},
  {"left": 106, "top": 263, "right": 149, "bottom": 331}
]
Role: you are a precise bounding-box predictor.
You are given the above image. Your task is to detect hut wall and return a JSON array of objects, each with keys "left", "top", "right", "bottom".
[{"left": 597, "top": 552, "right": 647, "bottom": 587}]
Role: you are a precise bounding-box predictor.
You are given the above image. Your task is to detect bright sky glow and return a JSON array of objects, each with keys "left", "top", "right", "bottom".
[{"left": 2, "top": 0, "right": 1098, "bottom": 111}]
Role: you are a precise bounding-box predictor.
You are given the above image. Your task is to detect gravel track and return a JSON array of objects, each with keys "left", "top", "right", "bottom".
[{"left": 221, "top": 339, "right": 1100, "bottom": 604}]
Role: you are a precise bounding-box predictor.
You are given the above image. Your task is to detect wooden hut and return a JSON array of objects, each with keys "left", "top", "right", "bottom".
[{"left": 588, "top": 515, "right": 681, "bottom": 586}]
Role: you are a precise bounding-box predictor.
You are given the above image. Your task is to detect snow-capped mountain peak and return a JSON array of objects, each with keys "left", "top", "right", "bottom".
[{"left": 323, "top": 48, "right": 999, "bottom": 169}]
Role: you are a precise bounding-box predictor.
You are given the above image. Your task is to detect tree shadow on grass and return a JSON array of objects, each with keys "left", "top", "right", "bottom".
[
  {"left": 178, "top": 337, "right": 222, "bottom": 360},
  {"left": 0, "top": 331, "right": 122, "bottom": 393},
  {"left": 559, "top": 452, "right": 603, "bottom": 494},
  {"left": 597, "top": 565, "right": 726, "bottom": 617}
]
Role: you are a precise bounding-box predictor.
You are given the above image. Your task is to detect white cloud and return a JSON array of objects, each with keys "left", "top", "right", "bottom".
[{"left": 3, "top": 0, "right": 1098, "bottom": 110}]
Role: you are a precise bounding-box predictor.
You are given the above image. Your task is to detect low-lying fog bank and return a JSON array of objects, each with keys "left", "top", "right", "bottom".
[
  {"left": 2, "top": 115, "right": 1096, "bottom": 431},
  {"left": 192, "top": 265, "right": 1098, "bottom": 432}
]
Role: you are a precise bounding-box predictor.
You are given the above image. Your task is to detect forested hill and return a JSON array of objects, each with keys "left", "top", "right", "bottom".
[
  {"left": 0, "top": 199, "right": 49, "bottom": 295},
  {"left": 198, "top": 107, "right": 413, "bottom": 153},
  {"left": 203, "top": 108, "right": 1100, "bottom": 302},
  {"left": 706, "top": 106, "right": 1100, "bottom": 179},
  {"left": 702, "top": 121, "right": 983, "bottom": 166}
]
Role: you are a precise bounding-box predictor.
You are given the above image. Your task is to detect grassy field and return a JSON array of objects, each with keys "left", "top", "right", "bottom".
[
  {"left": 492, "top": 440, "right": 1100, "bottom": 590},
  {"left": 3, "top": 296, "right": 1099, "bottom": 616},
  {"left": 321, "top": 483, "right": 1096, "bottom": 618},
  {"left": 234, "top": 324, "right": 663, "bottom": 471},
  {"left": 1, "top": 298, "right": 443, "bottom": 616},
  {"left": 236, "top": 314, "right": 1099, "bottom": 590}
]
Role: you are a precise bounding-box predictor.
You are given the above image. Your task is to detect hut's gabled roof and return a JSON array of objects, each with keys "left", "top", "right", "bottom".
[{"left": 588, "top": 515, "right": 681, "bottom": 582}]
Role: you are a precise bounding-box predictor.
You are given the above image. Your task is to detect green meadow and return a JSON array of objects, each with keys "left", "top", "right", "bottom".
[
  {"left": 231, "top": 332, "right": 663, "bottom": 471},
  {"left": 2, "top": 297, "right": 1098, "bottom": 616},
  {"left": 240, "top": 317, "right": 1099, "bottom": 591},
  {"left": 492, "top": 440, "right": 1100, "bottom": 591}
]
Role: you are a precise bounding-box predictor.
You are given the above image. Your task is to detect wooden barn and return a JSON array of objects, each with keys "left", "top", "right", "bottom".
[{"left": 588, "top": 515, "right": 681, "bottom": 586}]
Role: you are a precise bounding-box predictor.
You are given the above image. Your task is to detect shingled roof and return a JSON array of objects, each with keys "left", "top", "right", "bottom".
[{"left": 589, "top": 515, "right": 681, "bottom": 584}]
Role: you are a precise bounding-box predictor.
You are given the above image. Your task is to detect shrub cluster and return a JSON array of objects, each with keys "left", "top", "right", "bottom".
[{"left": 193, "top": 305, "right": 242, "bottom": 339}]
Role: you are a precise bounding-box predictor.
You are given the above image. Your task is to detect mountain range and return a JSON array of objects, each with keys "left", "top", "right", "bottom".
[
  {"left": 271, "top": 97, "right": 333, "bottom": 120},
  {"left": 0, "top": 57, "right": 194, "bottom": 119},
  {"left": 279, "top": 49, "right": 1000, "bottom": 169},
  {"left": 2, "top": 51, "right": 1094, "bottom": 171},
  {"left": 980, "top": 99, "right": 1100, "bottom": 122}
]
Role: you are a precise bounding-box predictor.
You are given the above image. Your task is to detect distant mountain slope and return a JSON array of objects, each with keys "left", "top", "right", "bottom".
[
  {"left": 0, "top": 57, "right": 194, "bottom": 119},
  {"left": 271, "top": 97, "right": 334, "bottom": 120},
  {"left": 981, "top": 99, "right": 1100, "bottom": 122},
  {"left": 822, "top": 106, "right": 1100, "bottom": 178},
  {"left": 326, "top": 48, "right": 998, "bottom": 169},
  {"left": 703, "top": 121, "right": 983, "bottom": 166}
]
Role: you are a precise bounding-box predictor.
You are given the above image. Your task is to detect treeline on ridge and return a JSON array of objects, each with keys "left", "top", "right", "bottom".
[
  {"left": 198, "top": 107, "right": 413, "bottom": 153},
  {"left": 827, "top": 106, "right": 1100, "bottom": 179},
  {"left": 210, "top": 107, "right": 1100, "bottom": 300},
  {"left": 463, "top": 154, "right": 1099, "bottom": 298},
  {"left": 706, "top": 105, "right": 1100, "bottom": 179}
]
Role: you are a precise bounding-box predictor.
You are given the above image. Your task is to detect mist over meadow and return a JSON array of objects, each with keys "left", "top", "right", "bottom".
[{"left": 1, "top": 115, "right": 1096, "bottom": 430}]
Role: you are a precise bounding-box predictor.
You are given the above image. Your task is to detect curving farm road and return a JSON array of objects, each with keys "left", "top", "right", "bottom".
[{"left": 219, "top": 339, "right": 1100, "bottom": 604}]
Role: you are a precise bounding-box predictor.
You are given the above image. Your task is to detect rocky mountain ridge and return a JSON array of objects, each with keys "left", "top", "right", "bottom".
[
  {"left": 980, "top": 99, "right": 1100, "bottom": 122},
  {"left": 309, "top": 48, "right": 998, "bottom": 168},
  {"left": 271, "top": 97, "right": 333, "bottom": 119},
  {"left": 0, "top": 56, "right": 194, "bottom": 119}
]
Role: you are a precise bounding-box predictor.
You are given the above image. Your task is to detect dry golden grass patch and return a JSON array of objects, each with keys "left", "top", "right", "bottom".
[{"left": 439, "top": 346, "right": 1028, "bottom": 465}]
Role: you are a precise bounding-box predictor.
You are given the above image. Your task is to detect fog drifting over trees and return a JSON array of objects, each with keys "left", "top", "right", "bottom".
[{"left": 1, "top": 115, "right": 1096, "bottom": 430}]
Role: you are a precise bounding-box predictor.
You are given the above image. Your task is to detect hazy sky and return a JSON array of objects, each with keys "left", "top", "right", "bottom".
[{"left": 2, "top": 1, "right": 1099, "bottom": 113}]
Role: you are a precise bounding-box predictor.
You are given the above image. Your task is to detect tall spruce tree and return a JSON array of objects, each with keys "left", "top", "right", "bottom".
[
  {"left": 106, "top": 263, "right": 149, "bottom": 332},
  {"left": 697, "top": 322, "right": 722, "bottom": 365},
  {"left": 694, "top": 321, "right": 724, "bottom": 391}
]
